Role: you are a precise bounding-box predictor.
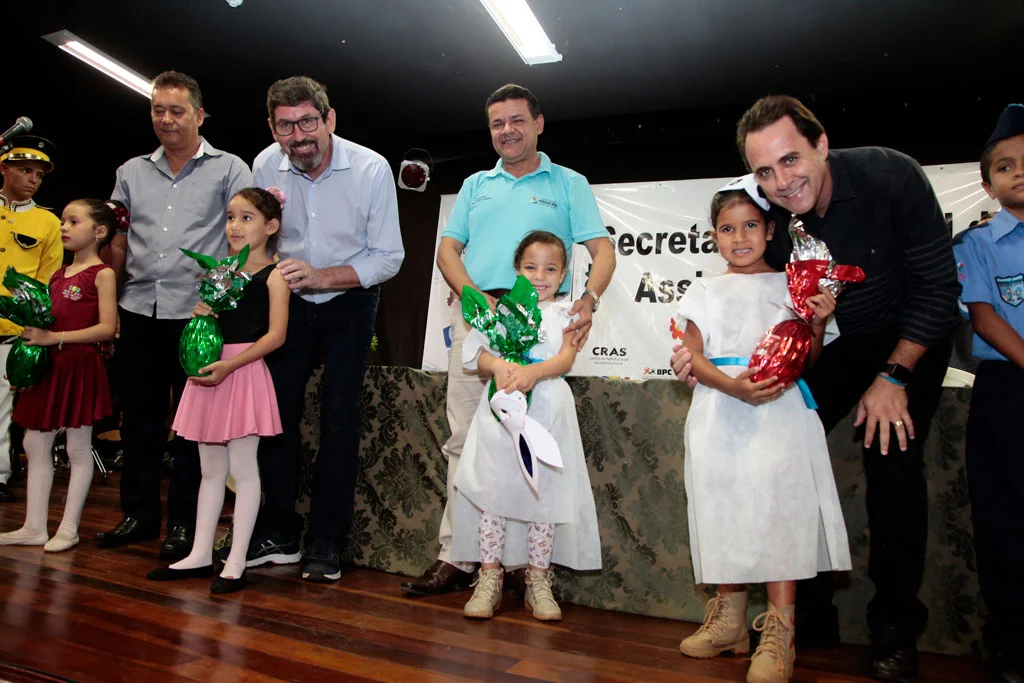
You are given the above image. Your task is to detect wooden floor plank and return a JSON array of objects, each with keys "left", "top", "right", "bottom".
[{"left": 0, "top": 470, "right": 986, "bottom": 682}]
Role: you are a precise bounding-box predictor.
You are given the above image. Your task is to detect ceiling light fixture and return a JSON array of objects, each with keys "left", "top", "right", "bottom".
[
  {"left": 42, "top": 30, "right": 153, "bottom": 98},
  {"left": 479, "top": 0, "right": 562, "bottom": 65}
]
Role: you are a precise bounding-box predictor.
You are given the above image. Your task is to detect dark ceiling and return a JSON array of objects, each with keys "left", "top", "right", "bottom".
[{"left": 10, "top": 0, "right": 1023, "bottom": 136}]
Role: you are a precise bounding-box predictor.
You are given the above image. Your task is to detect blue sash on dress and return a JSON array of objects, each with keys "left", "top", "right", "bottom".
[{"left": 710, "top": 356, "right": 818, "bottom": 410}]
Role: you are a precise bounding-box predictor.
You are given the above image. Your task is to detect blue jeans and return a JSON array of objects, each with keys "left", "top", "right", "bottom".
[{"left": 258, "top": 286, "right": 379, "bottom": 545}]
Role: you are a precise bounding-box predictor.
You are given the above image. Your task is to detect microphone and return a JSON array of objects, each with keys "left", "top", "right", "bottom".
[{"left": 0, "top": 117, "right": 33, "bottom": 146}]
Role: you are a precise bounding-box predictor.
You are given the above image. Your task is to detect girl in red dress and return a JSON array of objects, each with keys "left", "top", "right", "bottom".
[{"left": 0, "top": 199, "right": 117, "bottom": 552}]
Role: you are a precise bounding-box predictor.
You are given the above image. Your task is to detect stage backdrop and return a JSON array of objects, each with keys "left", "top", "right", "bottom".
[{"left": 422, "top": 163, "right": 998, "bottom": 378}]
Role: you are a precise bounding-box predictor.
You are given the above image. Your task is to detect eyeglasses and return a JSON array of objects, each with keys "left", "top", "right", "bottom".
[{"left": 273, "top": 115, "right": 322, "bottom": 136}]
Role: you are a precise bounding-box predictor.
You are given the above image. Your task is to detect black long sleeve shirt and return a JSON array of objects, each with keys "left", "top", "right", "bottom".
[{"left": 764, "top": 147, "right": 961, "bottom": 348}]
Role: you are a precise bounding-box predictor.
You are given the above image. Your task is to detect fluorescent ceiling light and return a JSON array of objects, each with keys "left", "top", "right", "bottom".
[
  {"left": 479, "top": 0, "right": 562, "bottom": 65},
  {"left": 42, "top": 30, "right": 153, "bottom": 98}
]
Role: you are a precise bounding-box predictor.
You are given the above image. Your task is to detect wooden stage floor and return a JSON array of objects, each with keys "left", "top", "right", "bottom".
[{"left": 0, "top": 469, "right": 985, "bottom": 682}]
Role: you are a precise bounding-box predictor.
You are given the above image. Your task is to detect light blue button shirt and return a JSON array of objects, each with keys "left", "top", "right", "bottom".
[
  {"left": 252, "top": 134, "right": 404, "bottom": 305},
  {"left": 954, "top": 210, "right": 1024, "bottom": 361},
  {"left": 112, "top": 138, "right": 253, "bottom": 319},
  {"left": 441, "top": 152, "right": 608, "bottom": 293}
]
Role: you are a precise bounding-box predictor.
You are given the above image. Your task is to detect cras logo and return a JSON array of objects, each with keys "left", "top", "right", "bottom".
[
  {"left": 589, "top": 345, "right": 629, "bottom": 368},
  {"left": 591, "top": 346, "right": 627, "bottom": 357},
  {"left": 530, "top": 196, "right": 558, "bottom": 209},
  {"left": 642, "top": 366, "right": 675, "bottom": 377}
]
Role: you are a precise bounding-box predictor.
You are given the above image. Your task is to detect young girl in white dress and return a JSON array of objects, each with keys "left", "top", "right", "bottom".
[
  {"left": 451, "top": 230, "right": 601, "bottom": 622},
  {"left": 673, "top": 177, "right": 851, "bottom": 683}
]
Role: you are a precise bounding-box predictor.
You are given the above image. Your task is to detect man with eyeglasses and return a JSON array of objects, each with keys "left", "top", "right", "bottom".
[
  {"left": 243, "top": 76, "right": 403, "bottom": 583},
  {"left": 95, "top": 71, "right": 253, "bottom": 559},
  {"left": 0, "top": 136, "right": 62, "bottom": 503}
]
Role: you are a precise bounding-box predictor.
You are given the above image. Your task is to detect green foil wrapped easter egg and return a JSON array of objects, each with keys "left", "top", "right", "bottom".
[
  {"left": 178, "top": 315, "right": 224, "bottom": 377},
  {"left": 5, "top": 339, "right": 48, "bottom": 388}
]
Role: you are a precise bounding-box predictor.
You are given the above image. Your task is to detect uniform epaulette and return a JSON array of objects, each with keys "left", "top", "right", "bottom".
[{"left": 952, "top": 222, "right": 992, "bottom": 246}]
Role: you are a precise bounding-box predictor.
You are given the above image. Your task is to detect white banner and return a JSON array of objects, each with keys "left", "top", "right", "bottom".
[{"left": 422, "top": 163, "right": 998, "bottom": 379}]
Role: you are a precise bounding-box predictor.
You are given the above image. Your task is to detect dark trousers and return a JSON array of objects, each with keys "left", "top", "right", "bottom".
[
  {"left": 116, "top": 307, "right": 201, "bottom": 530},
  {"left": 257, "top": 286, "right": 379, "bottom": 544},
  {"left": 799, "top": 328, "right": 950, "bottom": 642},
  {"left": 966, "top": 361, "right": 1024, "bottom": 661}
]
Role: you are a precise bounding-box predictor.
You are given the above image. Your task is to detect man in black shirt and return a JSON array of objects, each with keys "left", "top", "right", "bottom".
[{"left": 737, "top": 95, "right": 960, "bottom": 682}]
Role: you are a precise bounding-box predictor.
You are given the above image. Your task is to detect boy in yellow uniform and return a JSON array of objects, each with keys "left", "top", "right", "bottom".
[{"left": 0, "top": 136, "right": 62, "bottom": 501}]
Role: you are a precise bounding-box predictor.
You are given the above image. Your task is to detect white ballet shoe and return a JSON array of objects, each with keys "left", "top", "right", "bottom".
[
  {"left": 0, "top": 528, "right": 48, "bottom": 546},
  {"left": 44, "top": 531, "right": 80, "bottom": 552}
]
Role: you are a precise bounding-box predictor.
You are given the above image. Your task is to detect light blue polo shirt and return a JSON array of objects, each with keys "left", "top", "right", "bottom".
[
  {"left": 954, "top": 210, "right": 1024, "bottom": 361},
  {"left": 441, "top": 152, "right": 608, "bottom": 292}
]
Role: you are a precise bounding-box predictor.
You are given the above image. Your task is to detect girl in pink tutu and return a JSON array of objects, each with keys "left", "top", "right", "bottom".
[
  {"left": 147, "top": 188, "right": 289, "bottom": 593},
  {"left": 0, "top": 199, "right": 117, "bottom": 552}
]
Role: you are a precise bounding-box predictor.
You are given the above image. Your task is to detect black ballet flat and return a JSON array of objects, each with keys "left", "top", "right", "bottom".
[
  {"left": 210, "top": 572, "right": 247, "bottom": 594},
  {"left": 146, "top": 564, "right": 216, "bottom": 581}
]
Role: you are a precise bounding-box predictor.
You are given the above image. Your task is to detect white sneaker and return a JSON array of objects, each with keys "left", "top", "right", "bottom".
[
  {"left": 525, "top": 569, "right": 562, "bottom": 621},
  {"left": 464, "top": 568, "right": 503, "bottom": 619}
]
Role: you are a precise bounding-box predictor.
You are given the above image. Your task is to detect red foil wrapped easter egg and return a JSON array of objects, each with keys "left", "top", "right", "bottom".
[
  {"left": 748, "top": 319, "right": 814, "bottom": 388},
  {"left": 785, "top": 260, "right": 866, "bottom": 322}
]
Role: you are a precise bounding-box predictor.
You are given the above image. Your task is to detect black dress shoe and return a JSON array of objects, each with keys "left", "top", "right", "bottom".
[
  {"left": 211, "top": 572, "right": 247, "bottom": 594},
  {"left": 871, "top": 644, "right": 919, "bottom": 682},
  {"left": 159, "top": 525, "right": 194, "bottom": 561},
  {"left": 95, "top": 516, "right": 160, "bottom": 548},
  {"left": 0, "top": 482, "right": 12, "bottom": 503},
  {"left": 990, "top": 651, "right": 1024, "bottom": 683},
  {"left": 401, "top": 560, "right": 475, "bottom": 596},
  {"left": 991, "top": 668, "right": 1024, "bottom": 683},
  {"left": 147, "top": 564, "right": 215, "bottom": 581}
]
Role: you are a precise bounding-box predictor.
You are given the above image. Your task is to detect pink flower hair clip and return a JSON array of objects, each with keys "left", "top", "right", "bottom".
[{"left": 266, "top": 186, "right": 287, "bottom": 209}]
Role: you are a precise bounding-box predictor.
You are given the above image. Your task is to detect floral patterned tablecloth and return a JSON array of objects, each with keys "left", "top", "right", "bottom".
[{"left": 296, "top": 366, "right": 980, "bottom": 656}]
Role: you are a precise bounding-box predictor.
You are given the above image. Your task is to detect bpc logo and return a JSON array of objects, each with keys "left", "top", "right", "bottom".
[
  {"left": 592, "top": 347, "right": 627, "bottom": 357},
  {"left": 643, "top": 367, "right": 675, "bottom": 376}
]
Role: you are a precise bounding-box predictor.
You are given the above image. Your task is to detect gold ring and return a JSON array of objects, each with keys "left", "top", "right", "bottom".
[{"left": 894, "top": 420, "right": 904, "bottom": 428}]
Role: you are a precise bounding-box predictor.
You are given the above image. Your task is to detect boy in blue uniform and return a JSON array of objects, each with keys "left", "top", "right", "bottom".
[{"left": 953, "top": 103, "right": 1024, "bottom": 683}]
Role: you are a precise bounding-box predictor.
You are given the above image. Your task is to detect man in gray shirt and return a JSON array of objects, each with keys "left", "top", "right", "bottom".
[{"left": 95, "top": 71, "right": 252, "bottom": 560}]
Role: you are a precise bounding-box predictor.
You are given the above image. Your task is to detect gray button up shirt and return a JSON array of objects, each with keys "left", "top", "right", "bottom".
[{"left": 112, "top": 138, "right": 253, "bottom": 319}]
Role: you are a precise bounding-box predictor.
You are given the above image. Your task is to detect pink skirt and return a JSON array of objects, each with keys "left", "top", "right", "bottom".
[{"left": 172, "top": 343, "right": 282, "bottom": 444}]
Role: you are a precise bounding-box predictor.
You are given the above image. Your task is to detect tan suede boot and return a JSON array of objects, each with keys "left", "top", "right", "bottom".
[
  {"left": 747, "top": 602, "right": 796, "bottom": 683},
  {"left": 463, "top": 568, "right": 503, "bottom": 619},
  {"left": 525, "top": 569, "right": 562, "bottom": 621},
  {"left": 679, "top": 590, "right": 750, "bottom": 658}
]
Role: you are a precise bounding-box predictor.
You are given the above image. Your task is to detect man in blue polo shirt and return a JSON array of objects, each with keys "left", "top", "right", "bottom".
[{"left": 402, "top": 83, "right": 616, "bottom": 596}]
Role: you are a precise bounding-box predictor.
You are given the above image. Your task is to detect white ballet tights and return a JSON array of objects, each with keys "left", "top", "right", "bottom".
[
  {"left": 478, "top": 513, "right": 554, "bottom": 569},
  {"left": 170, "top": 435, "right": 260, "bottom": 579},
  {"left": 12, "top": 428, "right": 94, "bottom": 540}
]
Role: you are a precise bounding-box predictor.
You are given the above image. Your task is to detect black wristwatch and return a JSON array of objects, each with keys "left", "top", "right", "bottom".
[{"left": 882, "top": 362, "right": 913, "bottom": 385}]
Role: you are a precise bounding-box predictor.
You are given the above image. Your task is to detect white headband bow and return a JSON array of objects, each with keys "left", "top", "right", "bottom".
[{"left": 717, "top": 173, "right": 770, "bottom": 211}]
